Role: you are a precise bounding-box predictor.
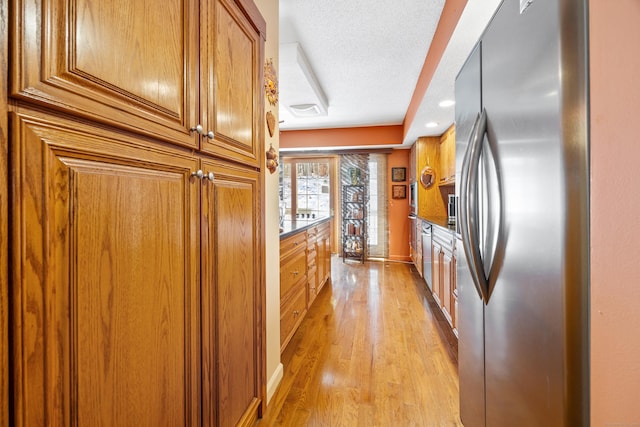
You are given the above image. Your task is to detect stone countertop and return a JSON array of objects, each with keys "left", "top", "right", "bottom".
[
  {"left": 280, "top": 216, "right": 332, "bottom": 239},
  {"left": 420, "top": 216, "right": 458, "bottom": 234}
]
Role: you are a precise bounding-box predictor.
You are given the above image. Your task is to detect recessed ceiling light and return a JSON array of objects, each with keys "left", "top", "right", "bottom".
[
  {"left": 439, "top": 100, "right": 455, "bottom": 107},
  {"left": 426, "top": 122, "right": 439, "bottom": 128}
]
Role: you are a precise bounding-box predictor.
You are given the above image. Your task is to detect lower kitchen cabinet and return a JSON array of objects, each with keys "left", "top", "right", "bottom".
[
  {"left": 431, "top": 224, "right": 458, "bottom": 336},
  {"left": 280, "top": 218, "right": 332, "bottom": 352},
  {"left": 10, "top": 110, "right": 263, "bottom": 426},
  {"left": 310, "top": 220, "right": 331, "bottom": 301},
  {"left": 280, "top": 232, "right": 309, "bottom": 352},
  {"left": 200, "top": 159, "right": 263, "bottom": 427}
]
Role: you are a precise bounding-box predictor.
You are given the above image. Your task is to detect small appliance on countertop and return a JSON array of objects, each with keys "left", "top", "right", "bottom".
[{"left": 447, "top": 194, "right": 457, "bottom": 225}]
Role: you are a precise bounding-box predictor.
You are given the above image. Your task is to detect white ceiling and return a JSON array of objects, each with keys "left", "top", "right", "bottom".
[{"left": 278, "top": 0, "right": 503, "bottom": 148}]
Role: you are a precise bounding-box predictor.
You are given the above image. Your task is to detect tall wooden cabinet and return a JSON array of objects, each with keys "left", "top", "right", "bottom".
[{"left": 6, "top": 0, "right": 267, "bottom": 425}]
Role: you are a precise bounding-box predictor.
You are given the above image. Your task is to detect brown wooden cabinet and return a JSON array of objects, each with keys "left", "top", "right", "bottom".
[
  {"left": 432, "top": 238, "right": 443, "bottom": 307},
  {"left": 317, "top": 221, "right": 331, "bottom": 291},
  {"left": 307, "top": 227, "right": 319, "bottom": 305},
  {"left": 7, "top": 0, "right": 266, "bottom": 424},
  {"left": 10, "top": 111, "right": 202, "bottom": 425},
  {"left": 431, "top": 226, "right": 457, "bottom": 335},
  {"left": 280, "top": 219, "right": 332, "bottom": 353},
  {"left": 10, "top": 0, "right": 264, "bottom": 167},
  {"left": 200, "top": 159, "right": 263, "bottom": 427},
  {"left": 10, "top": 107, "right": 264, "bottom": 426},
  {"left": 439, "top": 125, "right": 456, "bottom": 185},
  {"left": 280, "top": 232, "right": 308, "bottom": 352}
]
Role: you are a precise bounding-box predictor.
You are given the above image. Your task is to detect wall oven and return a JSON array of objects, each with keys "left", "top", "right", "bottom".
[{"left": 409, "top": 182, "right": 418, "bottom": 216}]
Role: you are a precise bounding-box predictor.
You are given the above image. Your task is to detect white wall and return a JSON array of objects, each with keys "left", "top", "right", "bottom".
[{"left": 253, "top": 0, "right": 283, "bottom": 404}]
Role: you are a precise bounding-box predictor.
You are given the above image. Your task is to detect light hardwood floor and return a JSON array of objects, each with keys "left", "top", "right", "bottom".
[{"left": 259, "top": 256, "right": 463, "bottom": 426}]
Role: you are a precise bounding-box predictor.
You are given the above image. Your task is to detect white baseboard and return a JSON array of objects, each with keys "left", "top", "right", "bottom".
[{"left": 266, "top": 363, "right": 284, "bottom": 404}]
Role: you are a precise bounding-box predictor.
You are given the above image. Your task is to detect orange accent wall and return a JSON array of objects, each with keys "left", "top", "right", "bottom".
[
  {"left": 279, "top": 125, "right": 403, "bottom": 149},
  {"left": 387, "top": 150, "right": 411, "bottom": 262},
  {"left": 590, "top": 1, "right": 640, "bottom": 424}
]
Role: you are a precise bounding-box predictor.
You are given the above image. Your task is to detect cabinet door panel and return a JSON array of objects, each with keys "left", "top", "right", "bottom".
[
  {"left": 11, "top": 0, "right": 199, "bottom": 147},
  {"left": 11, "top": 112, "right": 200, "bottom": 426},
  {"left": 202, "top": 0, "right": 263, "bottom": 166},
  {"left": 201, "top": 159, "right": 262, "bottom": 426}
]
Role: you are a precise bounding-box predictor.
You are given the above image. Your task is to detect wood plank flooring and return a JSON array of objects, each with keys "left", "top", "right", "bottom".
[{"left": 258, "top": 257, "right": 462, "bottom": 426}]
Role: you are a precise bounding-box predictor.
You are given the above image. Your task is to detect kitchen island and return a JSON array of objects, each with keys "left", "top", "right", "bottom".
[{"left": 279, "top": 217, "right": 332, "bottom": 352}]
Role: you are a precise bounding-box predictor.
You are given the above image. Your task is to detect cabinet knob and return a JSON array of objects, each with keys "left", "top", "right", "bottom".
[
  {"left": 293, "top": 310, "right": 300, "bottom": 316},
  {"left": 204, "top": 171, "right": 215, "bottom": 181},
  {"left": 292, "top": 270, "right": 299, "bottom": 276},
  {"left": 191, "top": 169, "right": 204, "bottom": 179},
  {"left": 190, "top": 126, "right": 214, "bottom": 140}
]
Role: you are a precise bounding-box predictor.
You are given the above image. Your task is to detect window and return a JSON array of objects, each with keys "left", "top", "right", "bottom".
[{"left": 281, "top": 158, "right": 332, "bottom": 220}]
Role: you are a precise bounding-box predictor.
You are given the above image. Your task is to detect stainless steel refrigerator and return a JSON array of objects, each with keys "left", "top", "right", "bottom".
[{"left": 455, "top": 0, "right": 589, "bottom": 425}]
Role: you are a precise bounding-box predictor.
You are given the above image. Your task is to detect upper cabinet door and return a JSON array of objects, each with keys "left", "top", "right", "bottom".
[
  {"left": 200, "top": 0, "right": 264, "bottom": 167},
  {"left": 10, "top": 0, "right": 200, "bottom": 148}
]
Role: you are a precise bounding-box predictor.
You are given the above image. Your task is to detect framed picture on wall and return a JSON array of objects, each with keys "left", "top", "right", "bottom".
[
  {"left": 392, "top": 184, "right": 407, "bottom": 199},
  {"left": 391, "top": 167, "right": 406, "bottom": 182}
]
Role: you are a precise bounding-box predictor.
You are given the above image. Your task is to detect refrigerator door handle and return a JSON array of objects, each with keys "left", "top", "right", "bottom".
[{"left": 460, "top": 109, "right": 490, "bottom": 304}]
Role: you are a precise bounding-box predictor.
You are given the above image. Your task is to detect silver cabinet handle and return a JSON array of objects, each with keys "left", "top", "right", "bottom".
[
  {"left": 190, "top": 125, "right": 214, "bottom": 139},
  {"left": 191, "top": 170, "right": 215, "bottom": 182}
]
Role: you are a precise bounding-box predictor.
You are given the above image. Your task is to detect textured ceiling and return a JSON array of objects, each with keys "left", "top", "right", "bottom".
[
  {"left": 278, "top": 0, "right": 503, "bottom": 147},
  {"left": 278, "top": 0, "right": 446, "bottom": 132}
]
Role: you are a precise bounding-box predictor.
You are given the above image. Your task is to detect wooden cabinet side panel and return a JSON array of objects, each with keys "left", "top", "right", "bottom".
[
  {"left": 1, "top": 1, "right": 9, "bottom": 420},
  {"left": 11, "top": 0, "right": 199, "bottom": 147},
  {"left": 201, "top": 160, "right": 262, "bottom": 426},
  {"left": 10, "top": 112, "right": 201, "bottom": 425}
]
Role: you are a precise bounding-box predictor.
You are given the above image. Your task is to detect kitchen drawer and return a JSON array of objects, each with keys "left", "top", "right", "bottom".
[
  {"left": 307, "top": 246, "right": 317, "bottom": 266},
  {"left": 281, "top": 232, "right": 307, "bottom": 259},
  {"left": 280, "top": 250, "right": 307, "bottom": 298},
  {"left": 317, "top": 221, "right": 330, "bottom": 233},
  {"left": 433, "top": 226, "right": 455, "bottom": 252},
  {"left": 280, "top": 286, "right": 307, "bottom": 351},
  {"left": 307, "top": 226, "right": 319, "bottom": 238}
]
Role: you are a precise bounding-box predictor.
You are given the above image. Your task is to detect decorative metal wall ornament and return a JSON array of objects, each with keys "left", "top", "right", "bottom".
[
  {"left": 264, "top": 58, "right": 279, "bottom": 106},
  {"left": 420, "top": 165, "right": 436, "bottom": 189},
  {"left": 266, "top": 143, "right": 279, "bottom": 174},
  {"left": 266, "top": 111, "right": 276, "bottom": 137}
]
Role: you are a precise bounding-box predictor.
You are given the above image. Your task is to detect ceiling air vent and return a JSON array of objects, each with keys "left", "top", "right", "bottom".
[
  {"left": 288, "top": 103, "right": 324, "bottom": 118},
  {"left": 279, "top": 43, "right": 329, "bottom": 120}
]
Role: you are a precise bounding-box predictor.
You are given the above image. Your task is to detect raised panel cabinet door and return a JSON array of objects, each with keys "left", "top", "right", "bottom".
[
  {"left": 10, "top": 111, "right": 201, "bottom": 426},
  {"left": 200, "top": 159, "right": 262, "bottom": 427},
  {"left": 324, "top": 232, "right": 331, "bottom": 285},
  {"left": 316, "top": 238, "right": 325, "bottom": 289},
  {"left": 10, "top": 0, "right": 199, "bottom": 148},
  {"left": 442, "top": 250, "right": 453, "bottom": 324},
  {"left": 431, "top": 241, "right": 442, "bottom": 307},
  {"left": 201, "top": 0, "right": 264, "bottom": 167}
]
